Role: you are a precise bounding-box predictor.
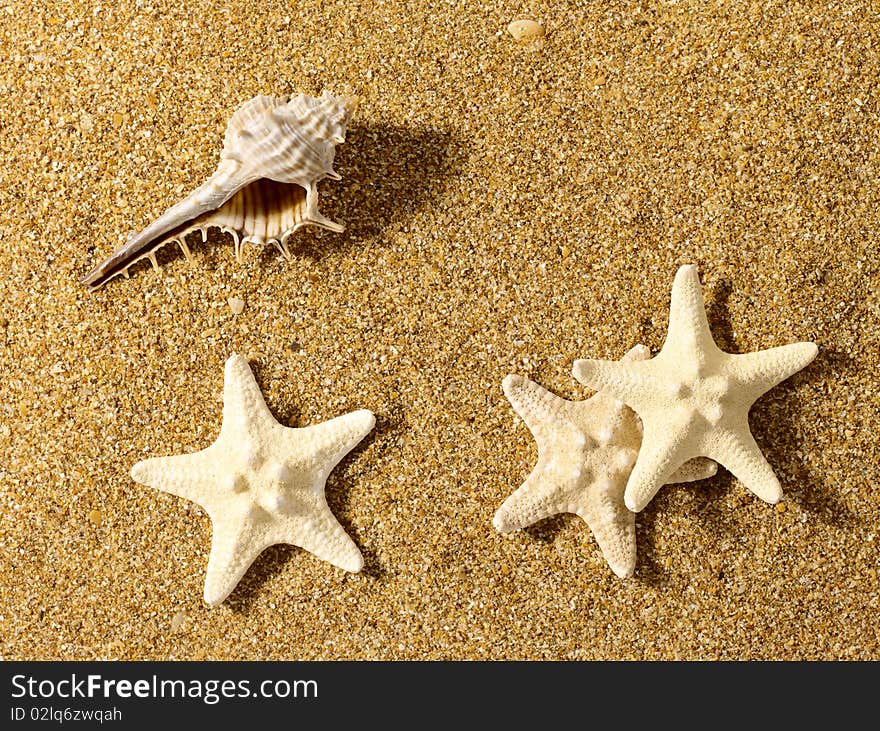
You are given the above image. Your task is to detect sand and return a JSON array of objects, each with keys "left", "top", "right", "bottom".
[{"left": 1, "top": 1, "right": 878, "bottom": 660}]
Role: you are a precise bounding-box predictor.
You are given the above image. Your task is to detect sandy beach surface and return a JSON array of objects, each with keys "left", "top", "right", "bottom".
[{"left": 1, "top": 0, "right": 878, "bottom": 660}]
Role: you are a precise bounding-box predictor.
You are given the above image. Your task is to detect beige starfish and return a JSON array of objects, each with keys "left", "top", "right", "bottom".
[
  {"left": 495, "top": 345, "right": 717, "bottom": 578},
  {"left": 131, "top": 354, "right": 374, "bottom": 606},
  {"left": 573, "top": 264, "right": 818, "bottom": 513}
]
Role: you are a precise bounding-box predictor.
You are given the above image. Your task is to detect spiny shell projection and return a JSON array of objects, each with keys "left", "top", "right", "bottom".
[{"left": 81, "top": 90, "right": 355, "bottom": 289}]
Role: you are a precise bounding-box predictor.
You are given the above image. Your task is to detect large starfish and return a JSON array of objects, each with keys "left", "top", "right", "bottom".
[
  {"left": 573, "top": 264, "right": 817, "bottom": 513},
  {"left": 131, "top": 354, "right": 374, "bottom": 606},
  {"left": 495, "top": 345, "right": 717, "bottom": 578}
]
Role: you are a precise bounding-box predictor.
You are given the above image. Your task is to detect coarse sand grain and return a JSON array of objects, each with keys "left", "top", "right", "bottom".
[{"left": 0, "top": 1, "right": 878, "bottom": 660}]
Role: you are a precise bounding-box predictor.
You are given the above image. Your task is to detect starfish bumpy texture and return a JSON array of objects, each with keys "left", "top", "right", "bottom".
[
  {"left": 131, "top": 354, "right": 374, "bottom": 606},
  {"left": 495, "top": 345, "right": 717, "bottom": 578},
  {"left": 573, "top": 265, "right": 817, "bottom": 513}
]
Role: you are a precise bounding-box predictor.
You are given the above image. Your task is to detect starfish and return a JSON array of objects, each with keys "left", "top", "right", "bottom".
[
  {"left": 494, "top": 345, "right": 717, "bottom": 578},
  {"left": 573, "top": 264, "right": 818, "bottom": 513},
  {"left": 131, "top": 353, "right": 374, "bottom": 606}
]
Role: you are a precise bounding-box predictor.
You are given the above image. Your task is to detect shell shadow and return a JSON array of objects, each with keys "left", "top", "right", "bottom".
[
  {"left": 292, "top": 122, "right": 465, "bottom": 258},
  {"left": 87, "top": 121, "right": 464, "bottom": 282}
]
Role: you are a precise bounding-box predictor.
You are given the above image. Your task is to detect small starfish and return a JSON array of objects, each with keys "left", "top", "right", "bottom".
[
  {"left": 495, "top": 345, "right": 717, "bottom": 578},
  {"left": 573, "top": 264, "right": 818, "bottom": 513},
  {"left": 131, "top": 354, "right": 374, "bottom": 606}
]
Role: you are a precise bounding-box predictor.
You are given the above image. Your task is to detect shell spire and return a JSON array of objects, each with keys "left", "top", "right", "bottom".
[{"left": 81, "top": 90, "right": 356, "bottom": 289}]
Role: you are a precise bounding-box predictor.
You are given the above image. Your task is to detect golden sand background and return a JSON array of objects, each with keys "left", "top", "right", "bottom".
[{"left": 1, "top": 1, "right": 878, "bottom": 660}]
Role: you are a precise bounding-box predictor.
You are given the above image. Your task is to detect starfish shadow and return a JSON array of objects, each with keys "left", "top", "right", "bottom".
[
  {"left": 633, "top": 506, "right": 669, "bottom": 587},
  {"left": 705, "top": 277, "right": 737, "bottom": 351},
  {"left": 706, "top": 280, "right": 857, "bottom": 529},
  {"left": 224, "top": 541, "right": 375, "bottom": 615},
  {"left": 636, "top": 448, "right": 859, "bottom": 591},
  {"left": 224, "top": 544, "right": 299, "bottom": 612},
  {"left": 751, "top": 347, "right": 858, "bottom": 529},
  {"left": 88, "top": 122, "right": 464, "bottom": 282},
  {"left": 635, "top": 472, "right": 747, "bottom": 587},
  {"left": 521, "top": 515, "right": 572, "bottom": 550},
  {"left": 324, "top": 414, "right": 391, "bottom": 580}
]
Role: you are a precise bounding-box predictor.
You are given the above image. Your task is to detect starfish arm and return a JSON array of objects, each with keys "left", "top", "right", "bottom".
[
  {"left": 571, "top": 358, "right": 652, "bottom": 412},
  {"left": 203, "top": 515, "right": 268, "bottom": 606},
  {"left": 662, "top": 264, "right": 717, "bottom": 354},
  {"left": 577, "top": 485, "right": 636, "bottom": 578},
  {"left": 130, "top": 446, "right": 219, "bottom": 503},
  {"left": 290, "top": 409, "right": 375, "bottom": 479},
  {"left": 667, "top": 457, "right": 718, "bottom": 484},
  {"left": 709, "top": 427, "right": 783, "bottom": 504},
  {"left": 502, "top": 375, "right": 575, "bottom": 446},
  {"left": 728, "top": 342, "right": 818, "bottom": 401},
  {"left": 219, "top": 354, "right": 277, "bottom": 436},
  {"left": 290, "top": 508, "right": 364, "bottom": 573},
  {"left": 624, "top": 421, "right": 694, "bottom": 512},
  {"left": 493, "top": 469, "right": 571, "bottom": 532},
  {"left": 573, "top": 344, "right": 654, "bottom": 415}
]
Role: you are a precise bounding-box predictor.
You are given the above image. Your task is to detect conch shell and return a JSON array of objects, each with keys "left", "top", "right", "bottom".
[{"left": 81, "top": 90, "right": 355, "bottom": 289}]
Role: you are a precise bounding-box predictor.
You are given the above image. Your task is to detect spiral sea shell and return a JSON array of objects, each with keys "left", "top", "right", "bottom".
[{"left": 81, "top": 90, "right": 355, "bottom": 289}]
